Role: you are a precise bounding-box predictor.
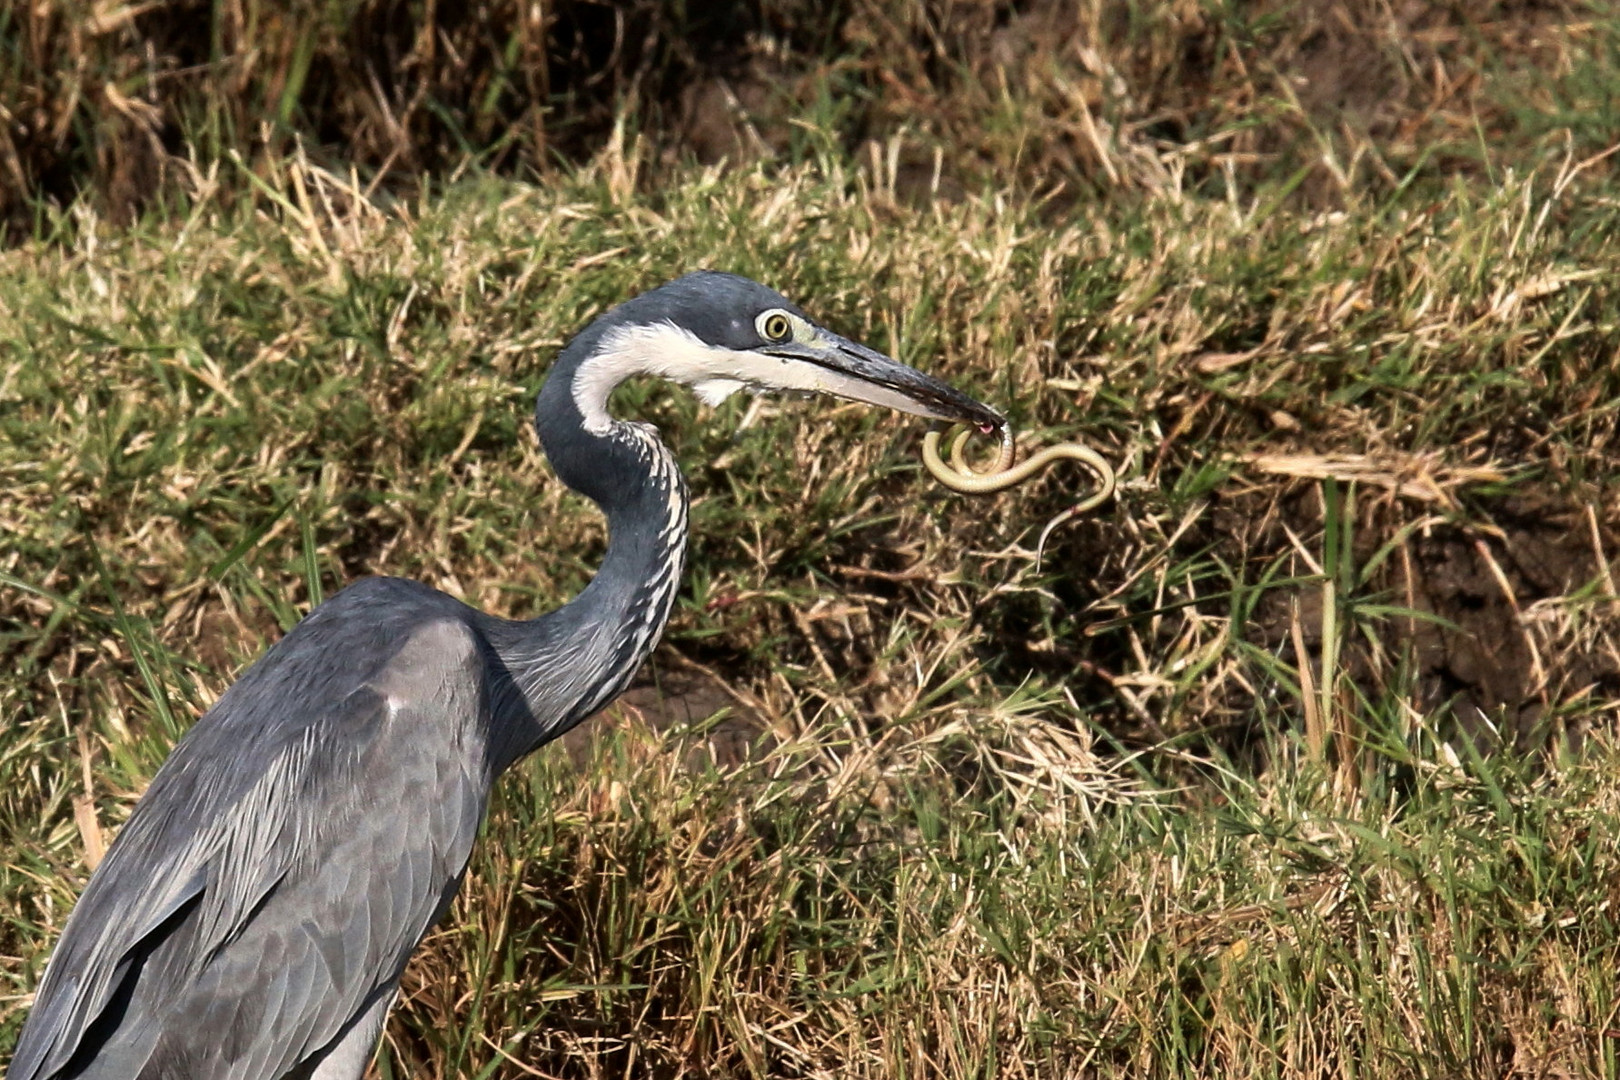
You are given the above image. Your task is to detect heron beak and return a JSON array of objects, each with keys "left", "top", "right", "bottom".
[{"left": 761, "top": 331, "right": 1006, "bottom": 431}]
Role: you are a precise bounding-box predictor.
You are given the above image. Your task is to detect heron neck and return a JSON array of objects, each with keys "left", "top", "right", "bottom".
[{"left": 481, "top": 365, "right": 690, "bottom": 772}]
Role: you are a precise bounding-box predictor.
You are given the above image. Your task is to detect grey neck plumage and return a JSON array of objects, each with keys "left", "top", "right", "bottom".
[{"left": 478, "top": 329, "right": 691, "bottom": 774}]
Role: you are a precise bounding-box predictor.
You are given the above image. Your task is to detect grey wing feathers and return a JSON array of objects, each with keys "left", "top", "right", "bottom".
[{"left": 10, "top": 616, "right": 491, "bottom": 1080}]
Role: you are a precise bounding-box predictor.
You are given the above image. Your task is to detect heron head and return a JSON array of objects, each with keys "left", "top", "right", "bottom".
[{"left": 566, "top": 271, "right": 1005, "bottom": 435}]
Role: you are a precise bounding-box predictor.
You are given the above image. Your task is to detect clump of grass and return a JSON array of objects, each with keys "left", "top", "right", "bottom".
[
  {"left": 1, "top": 135, "right": 1617, "bottom": 1075},
  {"left": 381, "top": 704, "right": 1620, "bottom": 1077}
]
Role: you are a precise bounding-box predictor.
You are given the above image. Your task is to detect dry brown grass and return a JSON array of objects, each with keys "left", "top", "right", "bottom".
[{"left": 5, "top": 1, "right": 1617, "bottom": 232}]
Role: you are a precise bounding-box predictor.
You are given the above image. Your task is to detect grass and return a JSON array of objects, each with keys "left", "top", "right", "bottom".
[
  {"left": 2, "top": 130, "right": 1619, "bottom": 1076},
  {"left": 10, "top": 2, "right": 1620, "bottom": 231}
]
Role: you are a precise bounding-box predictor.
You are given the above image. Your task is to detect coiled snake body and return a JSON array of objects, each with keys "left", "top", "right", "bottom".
[{"left": 922, "top": 425, "right": 1116, "bottom": 559}]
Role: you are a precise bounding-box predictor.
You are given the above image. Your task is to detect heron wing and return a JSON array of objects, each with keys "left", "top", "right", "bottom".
[{"left": 11, "top": 614, "right": 490, "bottom": 1080}]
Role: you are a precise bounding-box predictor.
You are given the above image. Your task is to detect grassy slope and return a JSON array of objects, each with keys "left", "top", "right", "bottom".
[{"left": 1, "top": 143, "right": 1618, "bottom": 1077}]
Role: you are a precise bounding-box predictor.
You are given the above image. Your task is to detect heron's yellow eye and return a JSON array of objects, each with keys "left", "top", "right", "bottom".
[{"left": 759, "top": 311, "right": 792, "bottom": 342}]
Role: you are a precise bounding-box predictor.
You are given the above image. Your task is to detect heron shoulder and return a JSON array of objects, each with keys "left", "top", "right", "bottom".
[{"left": 369, "top": 617, "right": 489, "bottom": 728}]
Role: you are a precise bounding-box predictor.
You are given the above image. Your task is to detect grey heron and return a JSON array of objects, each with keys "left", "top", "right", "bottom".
[{"left": 8, "top": 271, "right": 1005, "bottom": 1080}]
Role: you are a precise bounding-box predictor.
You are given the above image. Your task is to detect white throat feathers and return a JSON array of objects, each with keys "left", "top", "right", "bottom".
[{"left": 569, "top": 320, "right": 933, "bottom": 435}]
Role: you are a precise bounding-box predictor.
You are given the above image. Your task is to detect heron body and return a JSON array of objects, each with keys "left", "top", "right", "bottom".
[{"left": 9, "top": 272, "right": 1001, "bottom": 1080}]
